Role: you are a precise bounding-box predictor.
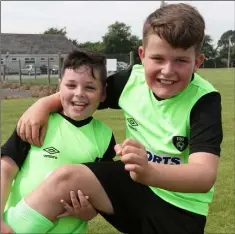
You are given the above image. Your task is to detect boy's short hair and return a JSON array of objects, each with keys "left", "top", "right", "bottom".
[
  {"left": 143, "top": 3, "right": 205, "bottom": 53},
  {"left": 62, "top": 50, "right": 107, "bottom": 87}
]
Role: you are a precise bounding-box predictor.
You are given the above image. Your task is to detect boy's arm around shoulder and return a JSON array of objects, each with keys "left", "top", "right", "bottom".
[
  {"left": 17, "top": 92, "right": 62, "bottom": 146},
  {"left": 98, "top": 66, "right": 132, "bottom": 110}
]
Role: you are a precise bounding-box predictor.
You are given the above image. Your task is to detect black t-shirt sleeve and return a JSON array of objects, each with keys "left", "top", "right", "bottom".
[
  {"left": 189, "top": 92, "right": 223, "bottom": 156},
  {"left": 1, "top": 128, "right": 30, "bottom": 168},
  {"left": 98, "top": 66, "right": 133, "bottom": 110},
  {"left": 99, "top": 134, "right": 116, "bottom": 162}
]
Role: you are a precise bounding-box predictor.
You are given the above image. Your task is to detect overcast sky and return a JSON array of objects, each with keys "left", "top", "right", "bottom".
[{"left": 1, "top": 1, "right": 234, "bottom": 45}]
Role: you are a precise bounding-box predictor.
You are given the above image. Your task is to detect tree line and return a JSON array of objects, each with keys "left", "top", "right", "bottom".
[{"left": 44, "top": 22, "right": 235, "bottom": 68}]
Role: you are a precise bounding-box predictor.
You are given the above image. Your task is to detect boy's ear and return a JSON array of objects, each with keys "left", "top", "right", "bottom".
[
  {"left": 194, "top": 53, "right": 205, "bottom": 71},
  {"left": 138, "top": 46, "right": 145, "bottom": 65}
]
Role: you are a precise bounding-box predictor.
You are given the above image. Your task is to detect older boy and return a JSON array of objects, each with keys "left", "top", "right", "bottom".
[
  {"left": 15, "top": 3, "right": 222, "bottom": 234},
  {"left": 1, "top": 50, "right": 116, "bottom": 233}
]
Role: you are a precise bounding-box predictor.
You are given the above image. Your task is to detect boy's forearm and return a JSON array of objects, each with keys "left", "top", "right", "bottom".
[
  {"left": 141, "top": 161, "right": 216, "bottom": 193},
  {"left": 38, "top": 92, "right": 62, "bottom": 113}
]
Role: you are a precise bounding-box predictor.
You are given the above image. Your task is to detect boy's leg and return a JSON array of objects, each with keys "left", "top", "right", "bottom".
[
  {"left": 9, "top": 160, "right": 206, "bottom": 234},
  {"left": 4, "top": 163, "right": 115, "bottom": 234},
  {"left": 24, "top": 163, "right": 114, "bottom": 221},
  {"left": 4, "top": 199, "right": 54, "bottom": 234}
]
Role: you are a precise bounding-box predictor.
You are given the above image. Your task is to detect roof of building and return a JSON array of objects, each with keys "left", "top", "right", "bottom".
[{"left": 1, "top": 33, "right": 78, "bottom": 54}]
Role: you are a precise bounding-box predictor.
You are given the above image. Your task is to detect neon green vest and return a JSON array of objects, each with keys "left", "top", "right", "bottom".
[
  {"left": 5, "top": 113, "right": 112, "bottom": 233},
  {"left": 119, "top": 64, "right": 217, "bottom": 216}
]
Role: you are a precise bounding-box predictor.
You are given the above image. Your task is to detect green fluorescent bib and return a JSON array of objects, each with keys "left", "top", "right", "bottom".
[
  {"left": 5, "top": 113, "right": 112, "bottom": 233},
  {"left": 119, "top": 64, "right": 217, "bottom": 216}
]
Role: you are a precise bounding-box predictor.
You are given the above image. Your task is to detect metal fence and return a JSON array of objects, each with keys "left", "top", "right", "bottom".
[
  {"left": 0, "top": 51, "right": 134, "bottom": 86},
  {"left": 0, "top": 54, "right": 62, "bottom": 85}
]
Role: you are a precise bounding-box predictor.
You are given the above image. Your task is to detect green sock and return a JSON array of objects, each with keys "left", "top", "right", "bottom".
[{"left": 4, "top": 199, "right": 54, "bottom": 233}]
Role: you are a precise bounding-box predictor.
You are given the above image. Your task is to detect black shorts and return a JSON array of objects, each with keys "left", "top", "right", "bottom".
[{"left": 84, "top": 160, "right": 206, "bottom": 234}]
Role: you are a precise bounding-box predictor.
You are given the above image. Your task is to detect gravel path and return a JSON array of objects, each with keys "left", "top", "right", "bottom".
[{"left": 0, "top": 88, "right": 32, "bottom": 99}]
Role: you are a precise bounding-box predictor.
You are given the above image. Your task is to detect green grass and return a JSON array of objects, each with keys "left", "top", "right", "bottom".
[{"left": 1, "top": 68, "right": 234, "bottom": 233}]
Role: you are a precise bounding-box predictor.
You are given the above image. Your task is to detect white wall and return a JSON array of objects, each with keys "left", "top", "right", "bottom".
[{"left": 1, "top": 54, "right": 66, "bottom": 72}]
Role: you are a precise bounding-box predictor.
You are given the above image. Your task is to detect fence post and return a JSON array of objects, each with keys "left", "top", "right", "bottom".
[
  {"left": 34, "top": 66, "right": 36, "bottom": 80},
  {"left": 129, "top": 51, "right": 134, "bottom": 66},
  {"left": 58, "top": 53, "right": 61, "bottom": 79},
  {"left": 47, "top": 57, "right": 51, "bottom": 85},
  {"left": 3, "top": 65, "right": 6, "bottom": 81},
  {"left": 0, "top": 66, "right": 2, "bottom": 84},
  {"left": 19, "top": 60, "right": 22, "bottom": 86}
]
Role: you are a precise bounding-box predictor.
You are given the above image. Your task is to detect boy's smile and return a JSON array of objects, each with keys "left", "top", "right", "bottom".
[
  {"left": 71, "top": 101, "right": 88, "bottom": 112},
  {"left": 139, "top": 35, "right": 204, "bottom": 99}
]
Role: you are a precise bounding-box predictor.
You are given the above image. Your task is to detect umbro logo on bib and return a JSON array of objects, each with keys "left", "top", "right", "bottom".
[
  {"left": 43, "top": 146, "right": 60, "bottom": 159},
  {"left": 127, "top": 118, "right": 138, "bottom": 131},
  {"left": 127, "top": 118, "right": 138, "bottom": 127},
  {"left": 172, "top": 136, "right": 188, "bottom": 152},
  {"left": 43, "top": 147, "right": 60, "bottom": 154}
]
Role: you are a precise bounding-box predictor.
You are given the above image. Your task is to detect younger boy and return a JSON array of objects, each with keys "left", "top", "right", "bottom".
[{"left": 1, "top": 50, "right": 116, "bottom": 234}]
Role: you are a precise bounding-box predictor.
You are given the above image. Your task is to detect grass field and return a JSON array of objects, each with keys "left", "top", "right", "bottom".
[{"left": 1, "top": 68, "right": 234, "bottom": 233}]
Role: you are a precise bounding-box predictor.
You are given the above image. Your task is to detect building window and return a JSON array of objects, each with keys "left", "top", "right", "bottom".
[
  {"left": 50, "top": 58, "right": 54, "bottom": 61},
  {"left": 11, "top": 58, "right": 17, "bottom": 62},
  {"left": 25, "top": 57, "right": 35, "bottom": 64},
  {"left": 40, "top": 58, "right": 46, "bottom": 61}
]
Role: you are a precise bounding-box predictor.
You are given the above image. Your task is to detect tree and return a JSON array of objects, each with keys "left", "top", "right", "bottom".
[
  {"left": 217, "top": 30, "right": 235, "bottom": 63},
  {"left": 79, "top": 41, "right": 105, "bottom": 52},
  {"left": 69, "top": 39, "right": 79, "bottom": 47},
  {"left": 201, "top": 35, "right": 216, "bottom": 59},
  {"left": 43, "top": 27, "right": 80, "bottom": 48},
  {"left": 217, "top": 30, "right": 235, "bottom": 48},
  {"left": 43, "top": 27, "right": 67, "bottom": 36},
  {"left": 102, "top": 21, "right": 136, "bottom": 53},
  {"left": 200, "top": 34, "right": 218, "bottom": 68},
  {"left": 129, "top": 35, "right": 142, "bottom": 64}
]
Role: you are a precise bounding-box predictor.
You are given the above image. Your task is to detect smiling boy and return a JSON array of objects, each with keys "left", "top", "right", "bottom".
[
  {"left": 1, "top": 50, "right": 116, "bottom": 234},
  {"left": 15, "top": 3, "right": 222, "bottom": 234}
]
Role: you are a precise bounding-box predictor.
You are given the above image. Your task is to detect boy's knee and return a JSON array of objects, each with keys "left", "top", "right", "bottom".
[{"left": 51, "top": 164, "right": 89, "bottom": 185}]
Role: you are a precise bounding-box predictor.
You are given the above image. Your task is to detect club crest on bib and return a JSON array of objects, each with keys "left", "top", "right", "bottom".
[{"left": 172, "top": 136, "right": 188, "bottom": 152}]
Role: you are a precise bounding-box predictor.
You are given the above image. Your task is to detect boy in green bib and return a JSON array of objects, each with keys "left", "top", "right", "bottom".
[
  {"left": 13, "top": 3, "right": 222, "bottom": 234},
  {"left": 1, "top": 51, "right": 116, "bottom": 234}
]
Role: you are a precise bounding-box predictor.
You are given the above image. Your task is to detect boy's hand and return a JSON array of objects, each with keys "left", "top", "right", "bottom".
[
  {"left": 57, "top": 190, "right": 97, "bottom": 221},
  {"left": 1, "top": 220, "right": 14, "bottom": 234},
  {"left": 115, "top": 138, "right": 149, "bottom": 183},
  {"left": 17, "top": 99, "right": 49, "bottom": 147}
]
